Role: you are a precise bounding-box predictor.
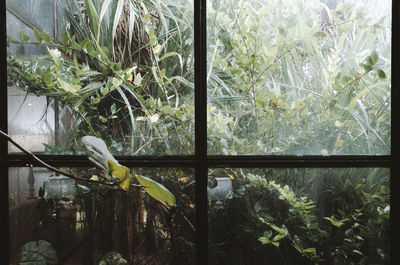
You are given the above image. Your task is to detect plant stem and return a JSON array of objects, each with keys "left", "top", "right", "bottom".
[{"left": 0, "top": 129, "right": 140, "bottom": 189}]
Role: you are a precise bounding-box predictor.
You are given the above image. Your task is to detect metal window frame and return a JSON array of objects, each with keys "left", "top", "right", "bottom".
[{"left": 1, "top": 0, "right": 398, "bottom": 264}]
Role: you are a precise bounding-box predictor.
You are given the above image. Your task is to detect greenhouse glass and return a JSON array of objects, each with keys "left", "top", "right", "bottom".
[
  {"left": 6, "top": 0, "right": 194, "bottom": 156},
  {"left": 1, "top": 0, "right": 395, "bottom": 265},
  {"left": 208, "top": 168, "right": 390, "bottom": 264},
  {"left": 9, "top": 167, "right": 195, "bottom": 264},
  {"left": 207, "top": 0, "right": 391, "bottom": 155}
]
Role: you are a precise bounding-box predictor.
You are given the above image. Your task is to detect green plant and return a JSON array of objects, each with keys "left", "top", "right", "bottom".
[
  {"left": 7, "top": 0, "right": 195, "bottom": 155},
  {"left": 207, "top": 0, "right": 391, "bottom": 155}
]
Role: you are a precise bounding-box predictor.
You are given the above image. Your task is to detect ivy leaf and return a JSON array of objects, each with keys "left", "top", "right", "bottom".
[{"left": 135, "top": 175, "right": 176, "bottom": 206}]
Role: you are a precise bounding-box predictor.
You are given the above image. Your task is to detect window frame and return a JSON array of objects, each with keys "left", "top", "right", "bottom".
[{"left": 0, "top": 0, "right": 398, "bottom": 264}]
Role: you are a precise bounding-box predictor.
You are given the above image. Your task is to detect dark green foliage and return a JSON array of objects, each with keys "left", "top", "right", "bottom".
[{"left": 209, "top": 169, "right": 390, "bottom": 265}]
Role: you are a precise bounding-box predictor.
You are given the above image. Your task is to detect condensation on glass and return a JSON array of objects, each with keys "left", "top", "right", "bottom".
[
  {"left": 9, "top": 167, "right": 195, "bottom": 264},
  {"left": 208, "top": 167, "right": 390, "bottom": 264},
  {"left": 207, "top": 0, "right": 391, "bottom": 155}
]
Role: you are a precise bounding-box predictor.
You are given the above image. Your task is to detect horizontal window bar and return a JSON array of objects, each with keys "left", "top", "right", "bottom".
[{"left": 3, "top": 154, "right": 392, "bottom": 168}]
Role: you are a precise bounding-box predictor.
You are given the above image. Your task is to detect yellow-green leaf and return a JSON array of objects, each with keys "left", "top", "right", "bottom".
[
  {"left": 58, "top": 79, "right": 81, "bottom": 94},
  {"left": 47, "top": 47, "right": 62, "bottom": 67},
  {"left": 108, "top": 160, "right": 131, "bottom": 191},
  {"left": 153, "top": 44, "right": 161, "bottom": 54},
  {"left": 111, "top": 77, "right": 123, "bottom": 91},
  {"left": 134, "top": 73, "right": 142, "bottom": 87},
  {"left": 135, "top": 175, "right": 176, "bottom": 206}
]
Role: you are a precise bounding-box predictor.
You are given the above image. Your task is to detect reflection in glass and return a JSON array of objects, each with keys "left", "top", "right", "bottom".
[
  {"left": 9, "top": 167, "right": 195, "bottom": 264},
  {"left": 208, "top": 168, "right": 390, "bottom": 264},
  {"left": 207, "top": 0, "right": 391, "bottom": 155}
]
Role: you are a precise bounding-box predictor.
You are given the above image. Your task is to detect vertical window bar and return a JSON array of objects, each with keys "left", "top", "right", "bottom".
[
  {"left": 1, "top": 0, "right": 9, "bottom": 262},
  {"left": 195, "top": 0, "right": 208, "bottom": 264},
  {"left": 390, "top": 1, "right": 398, "bottom": 262}
]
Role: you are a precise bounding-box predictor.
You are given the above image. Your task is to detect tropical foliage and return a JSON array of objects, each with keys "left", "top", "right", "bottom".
[
  {"left": 207, "top": 0, "right": 391, "bottom": 155},
  {"left": 6, "top": 0, "right": 391, "bottom": 264},
  {"left": 208, "top": 168, "right": 390, "bottom": 264},
  {"left": 8, "top": 0, "right": 194, "bottom": 155}
]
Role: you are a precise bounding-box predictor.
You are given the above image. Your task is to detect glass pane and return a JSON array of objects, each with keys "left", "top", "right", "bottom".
[
  {"left": 7, "top": 0, "right": 194, "bottom": 155},
  {"left": 208, "top": 168, "right": 390, "bottom": 264},
  {"left": 9, "top": 167, "right": 195, "bottom": 264},
  {"left": 207, "top": 0, "right": 391, "bottom": 155}
]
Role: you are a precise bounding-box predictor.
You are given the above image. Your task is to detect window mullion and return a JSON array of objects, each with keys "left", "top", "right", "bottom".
[{"left": 195, "top": 0, "right": 208, "bottom": 264}]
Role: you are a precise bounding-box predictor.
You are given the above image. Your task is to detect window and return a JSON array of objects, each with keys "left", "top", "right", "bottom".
[{"left": 1, "top": 0, "right": 397, "bottom": 264}]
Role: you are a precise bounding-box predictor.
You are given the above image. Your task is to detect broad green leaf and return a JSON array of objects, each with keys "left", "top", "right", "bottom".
[
  {"left": 377, "top": 69, "right": 386, "bottom": 79},
  {"left": 33, "top": 28, "right": 42, "bottom": 43},
  {"left": 108, "top": 160, "right": 131, "bottom": 191},
  {"left": 19, "top": 30, "right": 30, "bottom": 42},
  {"left": 58, "top": 79, "right": 81, "bottom": 94},
  {"left": 42, "top": 31, "right": 52, "bottom": 43},
  {"left": 135, "top": 175, "right": 176, "bottom": 206},
  {"left": 272, "top": 234, "right": 285, "bottom": 241}
]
